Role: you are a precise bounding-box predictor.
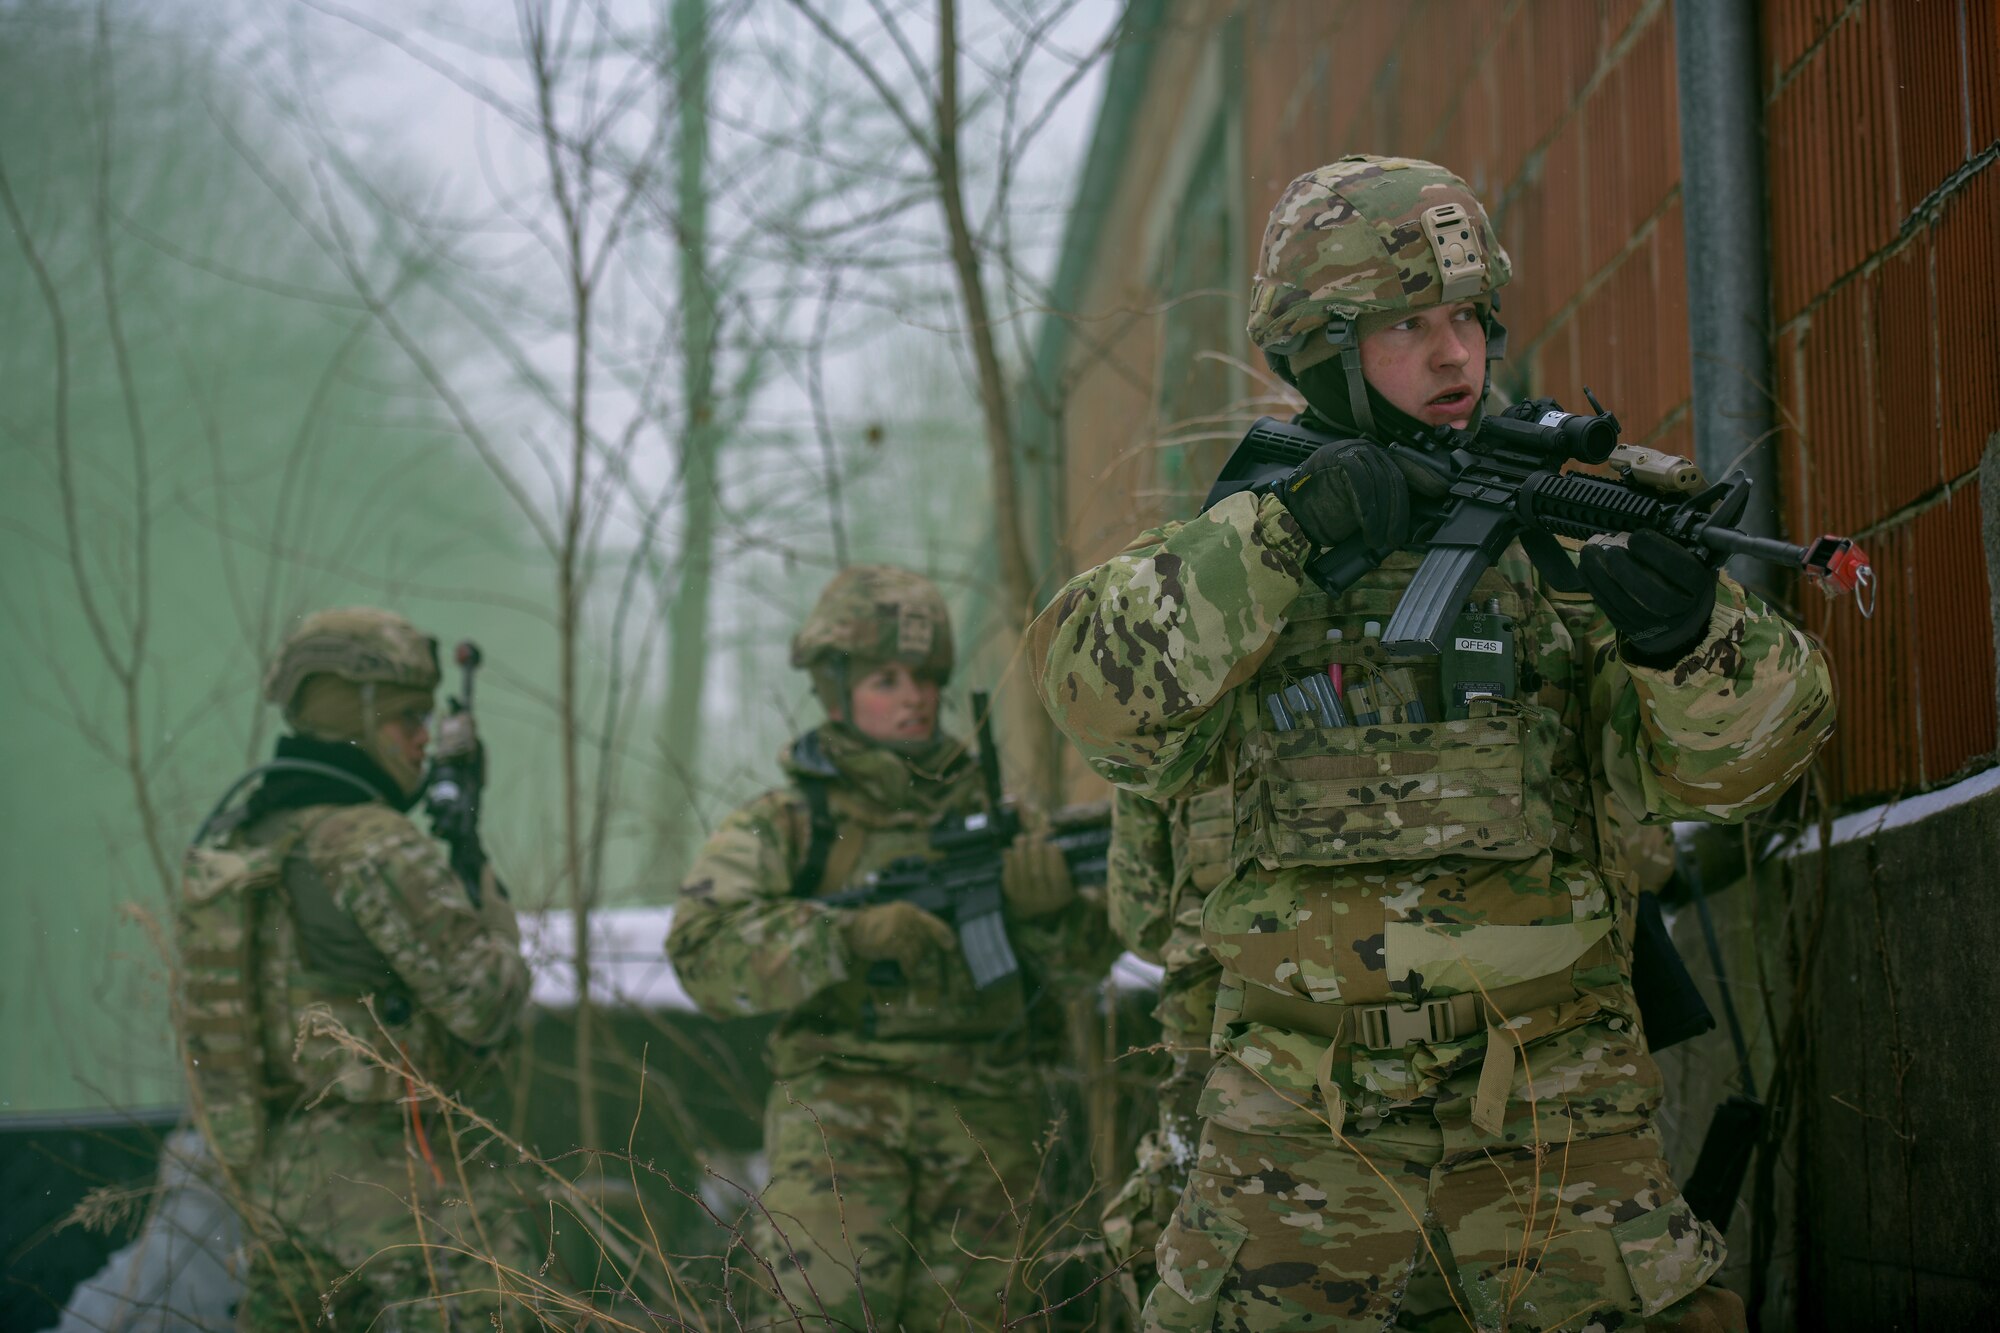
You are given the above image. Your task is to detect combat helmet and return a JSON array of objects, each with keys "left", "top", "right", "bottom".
[
  {"left": 791, "top": 566, "right": 954, "bottom": 712},
  {"left": 264, "top": 607, "right": 440, "bottom": 712},
  {"left": 1247, "top": 154, "right": 1512, "bottom": 438},
  {"left": 264, "top": 607, "right": 441, "bottom": 793}
]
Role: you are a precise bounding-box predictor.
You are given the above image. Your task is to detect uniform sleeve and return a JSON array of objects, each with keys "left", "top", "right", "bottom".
[
  {"left": 1583, "top": 574, "right": 1836, "bottom": 823},
  {"left": 314, "top": 807, "right": 529, "bottom": 1049},
  {"left": 1029, "top": 491, "right": 1315, "bottom": 798},
  {"left": 1105, "top": 788, "right": 1177, "bottom": 963},
  {"left": 666, "top": 790, "right": 852, "bottom": 1019}
]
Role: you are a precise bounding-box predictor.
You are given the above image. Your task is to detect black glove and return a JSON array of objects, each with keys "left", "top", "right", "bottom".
[
  {"left": 1271, "top": 440, "right": 1411, "bottom": 552},
  {"left": 1578, "top": 529, "right": 1719, "bottom": 665}
]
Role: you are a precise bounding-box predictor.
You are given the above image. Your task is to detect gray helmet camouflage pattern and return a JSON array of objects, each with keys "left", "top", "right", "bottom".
[
  {"left": 263, "top": 607, "right": 440, "bottom": 721},
  {"left": 790, "top": 566, "right": 954, "bottom": 683},
  {"left": 1247, "top": 154, "right": 1512, "bottom": 358}
]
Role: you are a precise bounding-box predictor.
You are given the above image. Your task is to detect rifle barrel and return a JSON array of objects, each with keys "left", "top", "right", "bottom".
[{"left": 1696, "top": 525, "right": 1808, "bottom": 567}]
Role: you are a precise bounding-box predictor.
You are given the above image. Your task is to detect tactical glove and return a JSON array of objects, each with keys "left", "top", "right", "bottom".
[
  {"left": 432, "top": 708, "right": 480, "bottom": 762},
  {"left": 1000, "top": 828, "right": 1075, "bottom": 920},
  {"left": 841, "top": 901, "right": 956, "bottom": 974},
  {"left": 1273, "top": 440, "right": 1412, "bottom": 552},
  {"left": 1578, "top": 529, "right": 1719, "bottom": 666}
]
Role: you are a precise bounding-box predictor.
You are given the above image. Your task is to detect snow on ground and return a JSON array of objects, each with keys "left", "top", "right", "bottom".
[{"left": 519, "top": 905, "right": 1164, "bottom": 1010}]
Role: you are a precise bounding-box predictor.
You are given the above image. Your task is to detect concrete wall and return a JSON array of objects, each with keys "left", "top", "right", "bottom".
[{"left": 1788, "top": 770, "right": 2000, "bottom": 1325}]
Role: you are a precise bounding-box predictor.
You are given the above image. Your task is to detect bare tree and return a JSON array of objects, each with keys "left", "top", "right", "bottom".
[
  {"left": 654, "top": 0, "right": 741, "bottom": 891},
  {"left": 0, "top": 5, "right": 175, "bottom": 901},
  {"left": 0, "top": 0, "right": 559, "bottom": 1134},
  {"left": 255, "top": 0, "right": 856, "bottom": 1153},
  {"left": 760, "top": 0, "right": 1116, "bottom": 803},
  {"left": 5, "top": 2, "right": 1139, "bottom": 1320}
]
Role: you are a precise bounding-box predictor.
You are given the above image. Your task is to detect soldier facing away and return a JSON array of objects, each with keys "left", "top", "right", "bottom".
[
  {"left": 176, "top": 608, "right": 539, "bottom": 1329},
  {"left": 668, "top": 566, "right": 1114, "bottom": 1331},
  {"left": 1030, "top": 156, "right": 1835, "bottom": 1332}
]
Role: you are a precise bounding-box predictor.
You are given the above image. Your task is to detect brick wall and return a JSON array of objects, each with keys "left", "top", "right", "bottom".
[
  {"left": 1051, "top": 4, "right": 1242, "bottom": 576},
  {"left": 1765, "top": 0, "right": 1999, "bottom": 799},
  {"left": 1242, "top": 2, "right": 1692, "bottom": 450}
]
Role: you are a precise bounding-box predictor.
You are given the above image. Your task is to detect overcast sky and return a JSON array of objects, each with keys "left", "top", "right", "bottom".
[{"left": 201, "top": 0, "right": 1122, "bottom": 473}]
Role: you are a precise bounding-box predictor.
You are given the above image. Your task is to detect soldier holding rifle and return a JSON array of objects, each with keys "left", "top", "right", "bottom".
[
  {"left": 1032, "top": 157, "right": 1840, "bottom": 1332},
  {"left": 670, "top": 565, "right": 1112, "bottom": 1331}
]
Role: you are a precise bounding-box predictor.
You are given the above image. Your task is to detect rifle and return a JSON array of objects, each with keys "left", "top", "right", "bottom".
[
  {"left": 819, "top": 692, "right": 1108, "bottom": 990},
  {"left": 423, "top": 640, "right": 492, "bottom": 906},
  {"left": 1207, "top": 393, "right": 1874, "bottom": 657},
  {"left": 1047, "top": 802, "right": 1113, "bottom": 887}
]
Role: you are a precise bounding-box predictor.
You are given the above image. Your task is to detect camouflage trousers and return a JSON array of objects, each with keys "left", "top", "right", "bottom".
[
  {"left": 236, "top": 1099, "right": 545, "bottom": 1330},
  {"left": 741, "top": 1067, "right": 1052, "bottom": 1332},
  {"left": 1104, "top": 965, "right": 1221, "bottom": 1317},
  {"left": 1143, "top": 1017, "right": 1744, "bottom": 1332}
]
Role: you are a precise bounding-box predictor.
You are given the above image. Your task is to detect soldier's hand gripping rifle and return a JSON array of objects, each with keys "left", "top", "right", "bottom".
[
  {"left": 424, "top": 641, "right": 496, "bottom": 907},
  {"left": 820, "top": 692, "right": 1108, "bottom": 990},
  {"left": 1211, "top": 394, "right": 1875, "bottom": 657}
]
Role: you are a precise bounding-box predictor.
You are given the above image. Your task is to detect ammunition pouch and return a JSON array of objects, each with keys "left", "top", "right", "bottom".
[
  {"left": 1176, "top": 780, "right": 1237, "bottom": 895},
  {"left": 1238, "top": 709, "right": 1594, "bottom": 869},
  {"left": 1230, "top": 553, "right": 1593, "bottom": 872}
]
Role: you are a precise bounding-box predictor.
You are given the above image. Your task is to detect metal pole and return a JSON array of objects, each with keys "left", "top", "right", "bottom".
[{"left": 1675, "top": 0, "right": 1780, "bottom": 595}]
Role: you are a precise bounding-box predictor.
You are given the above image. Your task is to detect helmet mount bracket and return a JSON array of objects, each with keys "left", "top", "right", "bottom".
[{"left": 1421, "top": 203, "right": 1489, "bottom": 303}]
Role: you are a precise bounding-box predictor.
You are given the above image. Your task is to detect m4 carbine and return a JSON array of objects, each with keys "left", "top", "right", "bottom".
[
  {"left": 424, "top": 640, "right": 493, "bottom": 906},
  {"left": 1210, "top": 393, "right": 1874, "bottom": 656},
  {"left": 820, "top": 692, "right": 1110, "bottom": 990}
]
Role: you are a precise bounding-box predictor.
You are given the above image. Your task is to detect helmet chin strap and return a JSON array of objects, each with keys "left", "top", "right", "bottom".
[
  {"left": 1473, "top": 301, "right": 1508, "bottom": 429},
  {"left": 1324, "top": 316, "right": 1378, "bottom": 438}
]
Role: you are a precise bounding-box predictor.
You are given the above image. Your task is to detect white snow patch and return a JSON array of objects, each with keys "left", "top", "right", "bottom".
[
  {"left": 519, "top": 906, "right": 694, "bottom": 1011},
  {"left": 1779, "top": 764, "right": 2000, "bottom": 857},
  {"left": 520, "top": 909, "right": 1166, "bottom": 1012}
]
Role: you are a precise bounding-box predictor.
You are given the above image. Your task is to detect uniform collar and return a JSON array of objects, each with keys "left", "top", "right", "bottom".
[{"left": 783, "top": 722, "right": 971, "bottom": 814}]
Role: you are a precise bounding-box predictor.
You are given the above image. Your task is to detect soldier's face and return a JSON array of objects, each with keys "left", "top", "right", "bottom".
[
  {"left": 846, "top": 662, "right": 939, "bottom": 743},
  {"left": 1359, "top": 301, "right": 1486, "bottom": 428},
  {"left": 376, "top": 706, "right": 432, "bottom": 781}
]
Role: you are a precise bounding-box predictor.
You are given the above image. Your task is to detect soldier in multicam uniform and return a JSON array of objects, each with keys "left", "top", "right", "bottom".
[
  {"left": 668, "top": 565, "right": 1114, "bottom": 1331},
  {"left": 177, "top": 609, "right": 537, "bottom": 1329},
  {"left": 1030, "top": 156, "right": 1836, "bottom": 1332}
]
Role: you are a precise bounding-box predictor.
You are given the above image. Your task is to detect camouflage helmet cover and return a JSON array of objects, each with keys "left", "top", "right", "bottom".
[
  {"left": 1246, "top": 154, "right": 1512, "bottom": 354},
  {"left": 790, "top": 565, "right": 954, "bottom": 682},
  {"left": 263, "top": 607, "right": 441, "bottom": 718}
]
